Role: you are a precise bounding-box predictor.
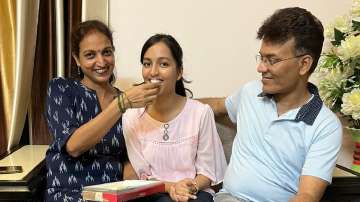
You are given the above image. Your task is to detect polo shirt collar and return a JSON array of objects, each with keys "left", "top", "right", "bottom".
[{"left": 257, "top": 82, "right": 323, "bottom": 125}]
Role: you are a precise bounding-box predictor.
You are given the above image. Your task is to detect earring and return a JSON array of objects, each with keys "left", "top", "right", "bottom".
[{"left": 77, "top": 66, "right": 81, "bottom": 75}]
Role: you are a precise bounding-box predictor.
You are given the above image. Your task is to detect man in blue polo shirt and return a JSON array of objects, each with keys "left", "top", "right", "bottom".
[{"left": 200, "top": 7, "right": 342, "bottom": 202}]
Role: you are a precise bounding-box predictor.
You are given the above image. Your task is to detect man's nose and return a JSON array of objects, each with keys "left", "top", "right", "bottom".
[{"left": 256, "top": 62, "right": 268, "bottom": 73}]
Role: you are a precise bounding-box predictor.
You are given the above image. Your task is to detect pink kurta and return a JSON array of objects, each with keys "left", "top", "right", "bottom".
[{"left": 123, "top": 98, "right": 227, "bottom": 192}]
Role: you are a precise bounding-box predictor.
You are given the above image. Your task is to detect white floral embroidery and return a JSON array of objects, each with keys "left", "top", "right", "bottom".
[
  {"left": 105, "top": 162, "right": 114, "bottom": 170},
  {"left": 52, "top": 176, "right": 61, "bottom": 187},
  {"left": 75, "top": 161, "right": 84, "bottom": 172},
  {"left": 102, "top": 171, "right": 110, "bottom": 182},
  {"left": 91, "top": 160, "right": 100, "bottom": 170},
  {"left": 59, "top": 161, "right": 68, "bottom": 173},
  {"left": 68, "top": 175, "right": 78, "bottom": 185},
  {"left": 85, "top": 172, "right": 94, "bottom": 183}
]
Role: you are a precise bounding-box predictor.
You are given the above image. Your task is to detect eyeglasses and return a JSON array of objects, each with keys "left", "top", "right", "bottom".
[{"left": 255, "top": 54, "right": 307, "bottom": 66}]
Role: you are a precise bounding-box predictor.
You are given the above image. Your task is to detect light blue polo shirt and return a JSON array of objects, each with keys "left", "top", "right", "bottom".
[{"left": 222, "top": 80, "right": 342, "bottom": 202}]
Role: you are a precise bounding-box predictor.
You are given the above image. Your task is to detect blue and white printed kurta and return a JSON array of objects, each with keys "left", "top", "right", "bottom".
[{"left": 44, "top": 78, "right": 127, "bottom": 202}]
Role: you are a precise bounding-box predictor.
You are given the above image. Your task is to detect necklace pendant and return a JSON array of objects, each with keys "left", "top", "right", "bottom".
[
  {"left": 163, "top": 123, "right": 169, "bottom": 141},
  {"left": 163, "top": 134, "right": 169, "bottom": 141}
]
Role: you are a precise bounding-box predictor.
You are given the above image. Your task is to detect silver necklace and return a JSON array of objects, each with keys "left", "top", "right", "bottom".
[{"left": 163, "top": 123, "right": 169, "bottom": 141}]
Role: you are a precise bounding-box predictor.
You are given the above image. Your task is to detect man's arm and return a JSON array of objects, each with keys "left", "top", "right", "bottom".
[
  {"left": 289, "top": 175, "right": 328, "bottom": 202},
  {"left": 197, "top": 97, "right": 235, "bottom": 128},
  {"left": 197, "top": 98, "right": 227, "bottom": 117}
]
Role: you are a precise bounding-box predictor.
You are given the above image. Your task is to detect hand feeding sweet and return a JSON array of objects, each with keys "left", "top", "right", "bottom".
[{"left": 117, "top": 92, "right": 132, "bottom": 113}]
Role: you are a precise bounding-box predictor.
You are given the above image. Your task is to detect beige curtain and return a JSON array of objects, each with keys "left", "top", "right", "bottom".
[
  {"left": 30, "top": 0, "right": 83, "bottom": 145},
  {"left": 7, "top": 0, "right": 39, "bottom": 152},
  {"left": 0, "top": 0, "right": 16, "bottom": 154}
]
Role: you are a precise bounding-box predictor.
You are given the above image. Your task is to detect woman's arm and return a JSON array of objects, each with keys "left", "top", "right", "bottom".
[
  {"left": 66, "top": 82, "right": 160, "bottom": 157},
  {"left": 66, "top": 99, "right": 122, "bottom": 157},
  {"left": 123, "top": 161, "right": 139, "bottom": 180},
  {"left": 169, "top": 175, "right": 211, "bottom": 202},
  {"left": 193, "top": 174, "right": 211, "bottom": 192}
]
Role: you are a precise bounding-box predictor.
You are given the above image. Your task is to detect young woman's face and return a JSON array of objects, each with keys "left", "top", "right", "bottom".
[
  {"left": 142, "top": 42, "right": 182, "bottom": 96},
  {"left": 74, "top": 31, "right": 115, "bottom": 86}
]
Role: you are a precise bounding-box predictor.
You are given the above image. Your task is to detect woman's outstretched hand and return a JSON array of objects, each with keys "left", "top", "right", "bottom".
[{"left": 124, "top": 82, "right": 161, "bottom": 109}]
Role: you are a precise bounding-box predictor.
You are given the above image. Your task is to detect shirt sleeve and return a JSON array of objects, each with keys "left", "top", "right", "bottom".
[
  {"left": 301, "top": 114, "right": 343, "bottom": 183},
  {"left": 122, "top": 110, "right": 152, "bottom": 180},
  {"left": 195, "top": 105, "right": 228, "bottom": 185},
  {"left": 225, "top": 87, "right": 243, "bottom": 123},
  {"left": 46, "top": 78, "right": 79, "bottom": 152}
]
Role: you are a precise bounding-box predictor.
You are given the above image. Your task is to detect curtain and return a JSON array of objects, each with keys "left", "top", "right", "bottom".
[
  {"left": 7, "top": 0, "right": 39, "bottom": 152},
  {"left": 0, "top": 71, "right": 7, "bottom": 156},
  {"left": 29, "top": 0, "right": 56, "bottom": 145},
  {"left": 30, "top": 0, "right": 82, "bottom": 145},
  {"left": 0, "top": 0, "right": 15, "bottom": 155},
  {"left": 65, "top": 0, "right": 83, "bottom": 78}
]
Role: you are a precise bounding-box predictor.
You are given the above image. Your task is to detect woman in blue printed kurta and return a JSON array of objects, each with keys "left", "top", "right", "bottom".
[{"left": 44, "top": 20, "right": 161, "bottom": 202}]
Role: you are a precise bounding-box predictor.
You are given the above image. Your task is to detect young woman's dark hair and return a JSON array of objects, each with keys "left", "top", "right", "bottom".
[
  {"left": 71, "top": 20, "right": 115, "bottom": 83},
  {"left": 140, "top": 34, "right": 192, "bottom": 97},
  {"left": 257, "top": 7, "right": 324, "bottom": 74}
]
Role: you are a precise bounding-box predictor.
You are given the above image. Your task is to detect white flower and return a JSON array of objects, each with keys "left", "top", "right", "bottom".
[
  {"left": 317, "top": 0, "right": 360, "bottom": 129},
  {"left": 318, "top": 68, "right": 352, "bottom": 108},
  {"left": 352, "top": 0, "right": 360, "bottom": 18},
  {"left": 337, "top": 35, "right": 360, "bottom": 61},
  {"left": 324, "top": 15, "right": 352, "bottom": 40},
  {"left": 341, "top": 89, "right": 360, "bottom": 120}
]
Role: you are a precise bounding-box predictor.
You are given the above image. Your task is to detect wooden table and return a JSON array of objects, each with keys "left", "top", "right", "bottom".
[
  {"left": 322, "top": 127, "right": 360, "bottom": 201},
  {"left": 0, "top": 145, "right": 48, "bottom": 201}
]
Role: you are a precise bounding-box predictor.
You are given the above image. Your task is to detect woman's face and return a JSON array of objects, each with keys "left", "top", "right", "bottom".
[
  {"left": 142, "top": 42, "right": 182, "bottom": 96},
  {"left": 73, "top": 31, "right": 115, "bottom": 86}
]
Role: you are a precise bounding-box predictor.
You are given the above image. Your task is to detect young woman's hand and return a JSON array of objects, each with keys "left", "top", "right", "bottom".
[
  {"left": 123, "top": 82, "right": 161, "bottom": 109},
  {"left": 169, "top": 178, "right": 197, "bottom": 202}
]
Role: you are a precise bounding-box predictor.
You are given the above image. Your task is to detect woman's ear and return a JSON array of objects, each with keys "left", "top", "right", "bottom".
[
  {"left": 72, "top": 53, "right": 80, "bottom": 67},
  {"left": 177, "top": 67, "right": 183, "bottom": 81},
  {"left": 299, "top": 55, "right": 313, "bottom": 76}
]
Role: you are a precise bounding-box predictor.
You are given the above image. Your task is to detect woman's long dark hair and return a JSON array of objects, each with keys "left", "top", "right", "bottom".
[{"left": 140, "top": 34, "right": 192, "bottom": 97}]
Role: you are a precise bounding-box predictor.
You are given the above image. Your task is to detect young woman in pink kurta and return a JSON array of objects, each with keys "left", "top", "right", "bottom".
[{"left": 123, "top": 34, "right": 227, "bottom": 202}]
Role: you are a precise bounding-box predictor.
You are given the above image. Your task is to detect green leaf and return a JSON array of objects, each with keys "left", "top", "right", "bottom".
[
  {"left": 331, "top": 40, "right": 339, "bottom": 46},
  {"left": 333, "top": 28, "right": 346, "bottom": 46},
  {"left": 320, "top": 55, "right": 342, "bottom": 69},
  {"left": 353, "top": 20, "right": 360, "bottom": 32}
]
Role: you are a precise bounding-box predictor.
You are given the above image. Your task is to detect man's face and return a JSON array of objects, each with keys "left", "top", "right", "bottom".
[{"left": 257, "top": 38, "right": 305, "bottom": 95}]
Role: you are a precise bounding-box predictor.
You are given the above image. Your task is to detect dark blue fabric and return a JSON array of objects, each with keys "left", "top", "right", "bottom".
[
  {"left": 132, "top": 191, "right": 214, "bottom": 202},
  {"left": 294, "top": 83, "right": 322, "bottom": 125},
  {"left": 44, "top": 78, "right": 127, "bottom": 202},
  {"left": 258, "top": 82, "right": 323, "bottom": 125}
]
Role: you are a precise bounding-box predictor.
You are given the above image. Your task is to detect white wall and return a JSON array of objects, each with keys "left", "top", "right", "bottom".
[
  {"left": 109, "top": 0, "right": 352, "bottom": 97},
  {"left": 82, "top": 0, "right": 108, "bottom": 24}
]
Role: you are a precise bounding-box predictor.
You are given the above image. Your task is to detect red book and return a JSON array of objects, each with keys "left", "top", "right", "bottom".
[{"left": 82, "top": 180, "right": 165, "bottom": 202}]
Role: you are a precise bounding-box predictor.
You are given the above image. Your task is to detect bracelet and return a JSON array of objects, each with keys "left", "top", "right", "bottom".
[
  {"left": 117, "top": 94, "right": 125, "bottom": 113},
  {"left": 190, "top": 182, "right": 199, "bottom": 195},
  {"left": 123, "top": 92, "right": 133, "bottom": 108},
  {"left": 194, "top": 183, "right": 199, "bottom": 194},
  {"left": 120, "top": 93, "right": 126, "bottom": 111}
]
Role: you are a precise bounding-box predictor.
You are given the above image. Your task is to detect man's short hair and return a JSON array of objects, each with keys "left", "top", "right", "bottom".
[{"left": 257, "top": 7, "right": 324, "bottom": 74}]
